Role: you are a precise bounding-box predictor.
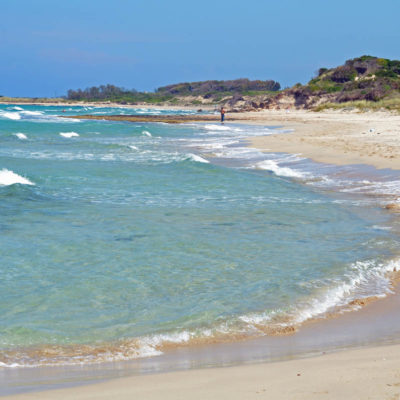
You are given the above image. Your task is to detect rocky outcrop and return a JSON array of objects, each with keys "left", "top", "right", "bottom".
[{"left": 224, "top": 56, "right": 400, "bottom": 111}]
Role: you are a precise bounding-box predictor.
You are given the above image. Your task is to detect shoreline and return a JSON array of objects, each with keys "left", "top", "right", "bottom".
[
  {"left": 234, "top": 109, "right": 400, "bottom": 171},
  {"left": 0, "top": 101, "right": 216, "bottom": 111},
  {"left": 6, "top": 342, "right": 400, "bottom": 399},
  {"left": 2, "top": 106, "right": 400, "bottom": 398},
  {"left": 61, "top": 107, "right": 400, "bottom": 170}
]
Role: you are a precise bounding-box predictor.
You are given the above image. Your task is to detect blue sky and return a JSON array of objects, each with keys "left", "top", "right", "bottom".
[{"left": 1, "top": 0, "right": 399, "bottom": 97}]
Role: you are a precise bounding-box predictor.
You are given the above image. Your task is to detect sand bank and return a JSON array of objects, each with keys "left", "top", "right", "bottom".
[
  {"left": 6, "top": 343, "right": 400, "bottom": 400},
  {"left": 233, "top": 109, "right": 400, "bottom": 170}
]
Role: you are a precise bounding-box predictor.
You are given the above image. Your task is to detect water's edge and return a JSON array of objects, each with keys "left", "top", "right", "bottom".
[{"left": 1, "top": 109, "right": 400, "bottom": 395}]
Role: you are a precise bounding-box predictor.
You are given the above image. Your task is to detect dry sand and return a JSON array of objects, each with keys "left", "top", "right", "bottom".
[
  {"left": 231, "top": 109, "right": 400, "bottom": 170},
  {"left": 6, "top": 344, "right": 400, "bottom": 400}
]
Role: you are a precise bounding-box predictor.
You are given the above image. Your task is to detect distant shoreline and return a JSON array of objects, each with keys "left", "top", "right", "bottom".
[{"left": 0, "top": 99, "right": 216, "bottom": 110}]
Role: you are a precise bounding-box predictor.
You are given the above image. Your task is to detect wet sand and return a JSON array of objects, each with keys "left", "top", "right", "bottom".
[{"left": 6, "top": 342, "right": 400, "bottom": 400}]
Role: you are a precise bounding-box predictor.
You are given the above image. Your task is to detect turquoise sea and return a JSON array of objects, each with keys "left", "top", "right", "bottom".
[{"left": 0, "top": 104, "right": 399, "bottom": 369}]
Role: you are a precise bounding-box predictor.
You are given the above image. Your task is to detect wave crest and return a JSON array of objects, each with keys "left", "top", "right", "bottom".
[
  {"left": 0, "top": 169, "right": 34, "bottom": 186},
  {"left": 59, "top": 132, "right": 79, "bottom": 138},
  {"left": 256, "top": 160, "right": 307, "bottom": 178},
  {"left": 14, "top": 133, "right": 28, "bottom": 140}
]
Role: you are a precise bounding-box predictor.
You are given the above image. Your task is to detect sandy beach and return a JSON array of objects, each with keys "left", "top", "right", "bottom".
[
  {"left": 6, "top": 343, "right": 400, "bottom": 400},
  {"left": 235, "top": 109, "right": 400, "bottom": 170}
]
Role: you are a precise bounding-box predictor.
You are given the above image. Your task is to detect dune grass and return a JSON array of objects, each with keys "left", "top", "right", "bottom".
[{"left": 313, "top": 97, "right": 400, "bottom": 113}]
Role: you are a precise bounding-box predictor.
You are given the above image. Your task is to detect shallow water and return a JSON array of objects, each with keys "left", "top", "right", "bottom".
[{"left": 0, "top": 104, "right": 399, "bottom": 371}]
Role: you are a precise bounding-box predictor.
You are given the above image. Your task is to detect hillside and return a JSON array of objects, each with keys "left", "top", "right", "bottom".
[
  {"left": 156, "top": 79, "right": 280, "bottom": 97},
  {"left": 251, "top": 56, "right": 400, "bottom": 111},
  {"left": 65, "top": 79, "right": 281, "bottom": 105},
  {"left": 64, "top": 57, "right": 400, "bottom": 111}
]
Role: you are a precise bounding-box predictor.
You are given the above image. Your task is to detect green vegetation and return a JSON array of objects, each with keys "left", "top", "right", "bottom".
[
  {"left": 66, "top": 79, "right": 281, "bottom": 105},
  {"left": 3, "top": 55, "right": 400, "bottom": 112},
  {"left": 303, "top": 56, "right": 400, "bottom": 98},
  {"left": 66, "top": 85, "right": 175, "bottom": 104},
  {"left": 282, "top": 55, "right": 400, "bottom": 110},
  {"left": 156, "top": 78, "right": 280, "bottom": 96},
  {"left": 313, "top": 97, "right": 400, "bottom": 112}
]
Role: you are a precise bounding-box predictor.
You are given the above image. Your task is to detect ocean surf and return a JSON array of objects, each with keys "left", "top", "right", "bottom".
[{"left": 0, "top": 105, "right": 399, "bottom": 379}]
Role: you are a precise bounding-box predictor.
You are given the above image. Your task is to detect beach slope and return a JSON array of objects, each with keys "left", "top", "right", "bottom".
[
  {"left": 243, "top": 109, "right": 400, "bottom": 170},
  {"left": 6, "top": 344, "right": 400, "bottom": 400}
]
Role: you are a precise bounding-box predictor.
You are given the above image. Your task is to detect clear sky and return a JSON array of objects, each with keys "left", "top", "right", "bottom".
[{"left": 1, "top": 0, "right": 399, "bottom": 97}]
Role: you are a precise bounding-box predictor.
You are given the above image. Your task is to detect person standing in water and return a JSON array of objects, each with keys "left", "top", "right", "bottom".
[{"left": 220, "top": 107, "right": 226, "bottom": 123}]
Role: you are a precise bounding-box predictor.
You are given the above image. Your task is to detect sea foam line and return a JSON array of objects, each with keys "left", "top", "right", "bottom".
[{"left": 0, "top": 257, "right": 398, "bottom": 369}]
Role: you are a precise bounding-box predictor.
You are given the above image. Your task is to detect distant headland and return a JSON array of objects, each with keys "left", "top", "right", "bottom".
[{"left": 1, "top": 56, "right": 400, "bottom": 112}]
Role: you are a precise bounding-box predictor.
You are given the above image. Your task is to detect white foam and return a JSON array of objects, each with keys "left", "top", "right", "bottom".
[
  {"left": 203, "top": 124, "right": 231, "bottom": 131},
  {"left": 256, "top": 160, "right": 307, "bottom": 178},
  {"left": 0, "top": 169, "right": 34, "bottom": 186},
  {"left": 0, "top": 362, "right": 23, "bottom": 368},
  {"left": 372, "top": 225, "right": 392, "bottom": 231},
  {"left": 239, "top": 312, "right": 273, "bottom": 325},
  {"left": 60, "top": 132, "right": 80, "bottom": 138},
  {"left": 0, "top": 111, "right": 21, "bottom": 120},
  {"left": 142, "top": 130, "right": 152, "bottom": 137},
  {"left": 20, "top": 110, "right": 44, "bottom": 116},
  {"left": 14, "top": 133, "right": 27, "bottom": 140},
  {"left": 129, "top": 145, "right": 139, "bottom": 150},
  {"left": 236, "top": 258, "right": 400, "bottom": 334},
  {"left": 187, "top": 154, "right": 209, "bottom": 163},
  {"left": 293, "top": 258, "right": 400, "bottom": 324},
  {"left": 9, "top": 106, "right": 23, "bottom": 111}
]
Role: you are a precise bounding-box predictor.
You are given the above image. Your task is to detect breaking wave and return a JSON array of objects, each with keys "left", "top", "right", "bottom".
[
  {"left": 0, "top": 169, "right": 34, "bottom": 186},
  {"left": 255, "top": 160, "right": 308, "bottom": 179},
  {"left": 14, "top": 133, "right": 27, "bottom": 140},
  {"left": 59, "top": 132, "right": 80, "bottom": 138},
  {"left": 1, "top": 256, "right": 398, "bottom": 368},
  {"left": 0, "top": 109, "right": 80, "bottom": 123},
  {"left": 187, "top": 153, "right": 209, "bottom": 163},
  {"left": 0, "top": 111, "right": 21, "bottom": 120}
]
